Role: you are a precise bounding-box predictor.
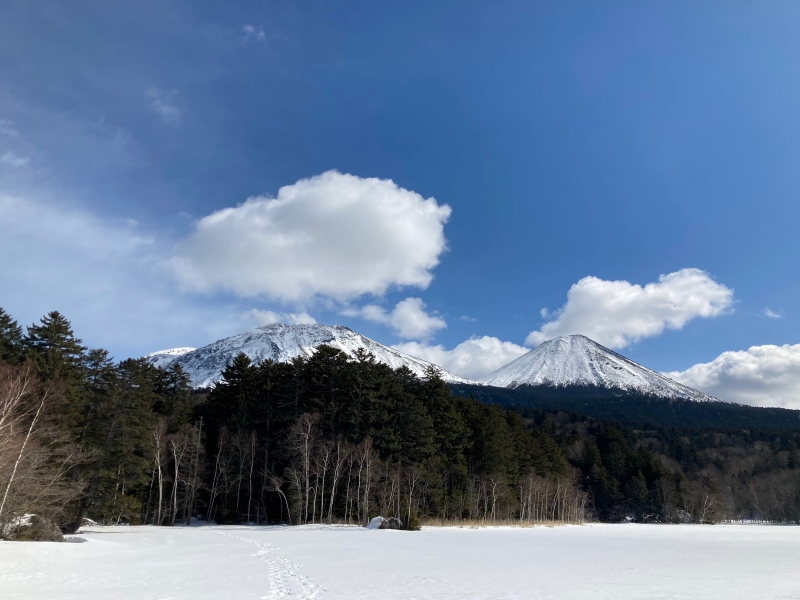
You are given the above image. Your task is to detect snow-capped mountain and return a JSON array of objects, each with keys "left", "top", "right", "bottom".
[
  {"left": 480, "top": 334, "right": 721, "bottom": 403},
  {"left": 147, "top": 324, "right": 475, "bottom": 388},
  {"left": 145, "top": 347, "right": 196, "bottom": 369}
]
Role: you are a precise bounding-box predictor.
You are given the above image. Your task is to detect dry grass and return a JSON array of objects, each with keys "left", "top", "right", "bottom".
[{"left": 420, "top": 517, "right": 585, "bottom": 528}]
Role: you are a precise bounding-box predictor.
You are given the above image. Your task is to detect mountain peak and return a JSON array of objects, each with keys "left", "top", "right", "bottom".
[
  {"left": 144, "top": 347, "right": 196, "bottom": 369},
  {"left": 480, "top": 334, "right": 721, "bottom": 403},
  {"left": 146, "top": 323, "right": 475, "bottom": 388}
]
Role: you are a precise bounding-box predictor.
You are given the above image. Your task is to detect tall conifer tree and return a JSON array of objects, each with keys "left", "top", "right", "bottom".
[
  {"left": 25, "top": 311, "right": 88, "bottom": 436},
  {"left": 0, "top": 307, "right": 24, "bottom": 363}
]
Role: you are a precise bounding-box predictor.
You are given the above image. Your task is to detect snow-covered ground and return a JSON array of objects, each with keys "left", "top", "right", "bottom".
[{"left": 1, "top": 523, "right": 798, "bottom": 599}]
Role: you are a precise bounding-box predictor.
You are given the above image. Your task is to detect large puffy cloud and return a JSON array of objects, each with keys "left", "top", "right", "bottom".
[
  {"left": 527, "top": 269, "right": 733, "bottom": 348},
  {"left": 395, "top": 336, "right": 529, "bottom": 380},
  {"left": 347, "top": 297, "right": 446, "bottom": 339},
  {"left": 173, "top": 171, "right": 451, "bottom": 302},
  {"left": 665, "top": 344, "right": 800, "bottom": 409}
]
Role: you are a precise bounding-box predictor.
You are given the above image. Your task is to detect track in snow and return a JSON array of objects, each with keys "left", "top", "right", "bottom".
[{"left": 218, "top": 532, "right": 324, "bottom": 599}]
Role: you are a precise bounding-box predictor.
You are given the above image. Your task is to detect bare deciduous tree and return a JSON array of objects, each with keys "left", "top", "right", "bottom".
[{"left": 0, "top": 362, "right": 85, "bottom": 532}]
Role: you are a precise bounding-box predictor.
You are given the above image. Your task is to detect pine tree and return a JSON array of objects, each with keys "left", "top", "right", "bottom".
[
  {"left": 153, "top": 364, "right": 194, "bottom": 427},
  {"left": 68, "top": 359, "right": 157, "bottom": 529},
  {"left": 25, "top": 311, "right": 87, "bottom": 380},
  {"left": 392, "top": 366, "right": 435, "bottom": 465},
  {"left": 200, "top": 353, "right": 257, "bottom": 460},
  {"left": 788, "top": 443, "right": 799, "bottom": 470},
  {"left": 25, "top": 312, "right": 88, "bottom": 439},
  {"left": 0, "top": 307, "right": 24, "bottom": 363},
  {"left": 420, "top": 366, "right": 467, "bottom": 472}
]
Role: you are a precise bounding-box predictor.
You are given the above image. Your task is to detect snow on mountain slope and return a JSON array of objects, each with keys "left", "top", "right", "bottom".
[
  {"left": 480, "top": 335, "right": 722, "bottom": 402},
  {"left": 144, "top": 347, "right": 196, "bottom": 369},
  {"left": 149, "top": 324, "right": 475, "bottom": 388}
]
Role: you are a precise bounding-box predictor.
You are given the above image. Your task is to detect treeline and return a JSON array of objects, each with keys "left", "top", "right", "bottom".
[
  {"left": 453, "top": 383, "right": 800, "bottom": 430},
  {"left": 0, "top": 308, "right": 581, "bottom": 532},
  {"left": 198, "top": 348, "right": 582, "bottom": 528},
  {"left": 0, "top": 309, "right": 201, "bottom": 533},
  {"left": 1, "top": 307, "right": 800, "bottom": 534},
  {"left": 523, "top": 410, "right": 800, "bottom": 523}
]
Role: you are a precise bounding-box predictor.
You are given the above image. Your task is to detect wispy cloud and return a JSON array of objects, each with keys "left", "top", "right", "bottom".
[
  {"left": 246, "top": 309, "right": 317, "bottom": 327},
  {"left": 241, "top": 24, "right": 266, "bottom": 43},
  {"left": 763, "top": 308, "right": 782, "bottom": 319},
  {"left": 145, "top": 88, "right": 181, "bottom": 124},
  {"left": 0, "top": 152, "right": 29, "bottom": 167},
  {"left": 0, "top": 120, "right": 19, "bottom": 137},
  {"left": 0, "top": 194, "right": 245, "bottom": 358}
]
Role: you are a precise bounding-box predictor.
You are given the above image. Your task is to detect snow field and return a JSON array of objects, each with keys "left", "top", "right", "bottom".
[{"left": 1, "top": 523, "right": 799, "bottom": 599}]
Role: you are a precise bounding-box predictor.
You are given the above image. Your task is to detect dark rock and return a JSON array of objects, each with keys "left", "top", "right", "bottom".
[{"left": 5, "top": 515, "right": 64, "bottom": 542}]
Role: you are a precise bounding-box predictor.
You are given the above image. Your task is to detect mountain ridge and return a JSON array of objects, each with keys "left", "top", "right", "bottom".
[{"left": 146, "top": 323, "right": 476, "bottom": 388}]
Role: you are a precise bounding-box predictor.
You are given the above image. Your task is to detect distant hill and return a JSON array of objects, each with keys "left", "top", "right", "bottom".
[{"left": 451, "top": 383, "right": 800, "bottom": 430}]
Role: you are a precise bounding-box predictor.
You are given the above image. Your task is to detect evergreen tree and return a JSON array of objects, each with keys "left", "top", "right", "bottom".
[
  {"left": 200, "top": 353, "right": 254, "bottom": 450},
  {"left": 0, "top": 307, "right": 24, "bottom": 363},
  {"left": 788, "top": 443, "right": 799, "bottom": 470},
  {"left": 25, "top": 312, "right": 88, "bottom": 437},
  {"left": 419, "top": 366, "right": 468, "bottom": 473},
  {"left": 77, "top": 348, "right": 117, "bottom": 451},
  {"left": 25, "top": 311, "right": 87, "bottom": 381},
  {"left": 392, "top": 366, "right": 435, "bottom": 464},
  {"left": 153, "top": 364, "right": 194, "bottom": 427},
  {"left": 69, "top": 359, "right": 157, "bottom": 529}
]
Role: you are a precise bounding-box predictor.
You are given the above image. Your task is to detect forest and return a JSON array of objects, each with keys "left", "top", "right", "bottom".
[{"left": 1, "top": 307, "right": 800, "bottom": 537}]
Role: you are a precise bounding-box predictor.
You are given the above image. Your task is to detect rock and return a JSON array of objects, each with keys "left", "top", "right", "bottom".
[
  {"left": 4, "top": 515, "right": 64, "bottom": 542},
  {"left": 379, "top": 517, "right": 404, "bottom": 530},
  {"left": 365, "top": 515, "right": 404, "bottom": 530}
]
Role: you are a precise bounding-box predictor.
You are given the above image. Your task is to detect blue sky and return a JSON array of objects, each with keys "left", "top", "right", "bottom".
[{"left": 2, "top": 1, "right": 799, "bottom": 406}]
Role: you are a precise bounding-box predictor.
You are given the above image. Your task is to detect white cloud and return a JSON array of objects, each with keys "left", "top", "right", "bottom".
[
  {"left": 173, "top": 170, "right": 452, "bottom": 302},
  {"left": 246, "top": 309, "right": 317, "bottom": 326},
  {"left": 666, "top": 343, "right": 800, "bottom": 409},
  {"left": 0, "top": 195, "right": 243, "bottom": 358},
  {"left": 527, "top": 269, "right": 734, "bottom": 348},
  {"left": 145, "top": 88, "right": 181, "bottom": 124},
  {"left": 763, "top": 308, "right": 782, "bottom": 319},
  {"left": 241, "top": 24, "right": 266, "bottom": 43},
  {"left": 395, "top": 336, "right": 529, "bottom": 380},
  {"left": 348, "top": 297, "right": 446, "bottom": 339},
  {"left": 1, "top": 152, "right": 29, "bottom": 167}
]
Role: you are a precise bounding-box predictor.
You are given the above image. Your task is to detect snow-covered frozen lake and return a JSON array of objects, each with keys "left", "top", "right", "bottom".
[{"left": 1, "top": 523, "right": 798, "bottom": 599}]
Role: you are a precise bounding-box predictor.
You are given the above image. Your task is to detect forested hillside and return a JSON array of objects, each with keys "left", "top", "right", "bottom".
[
  {"left": 453, "top": 383, "right": 800, "bottom": 430},
  {"left": 1, "top": 307, "right": 799, "bottom": 535}
]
